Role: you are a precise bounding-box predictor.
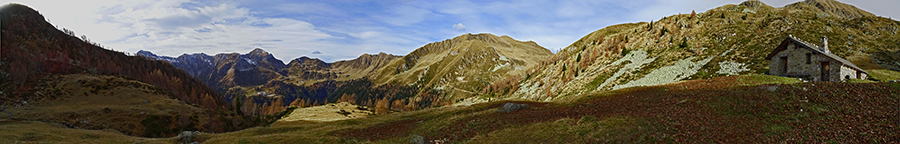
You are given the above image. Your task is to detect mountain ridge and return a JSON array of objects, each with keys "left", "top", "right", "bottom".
[
  {"left": 137, "top": 33, "right": 552, "bottom": 115},
  {"left": 0, "top": 3, "right": 271, "bottom": 137},
  {"left": 481, "top": 0, "right": 899, "bottom": 101}
]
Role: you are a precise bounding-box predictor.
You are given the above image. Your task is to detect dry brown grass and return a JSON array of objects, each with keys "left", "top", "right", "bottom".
[
  {"left": 0, "top": 119, "right": 172, "bottom": 143},
  {"left": 5, "top": 74, "right": 208, "bottom": 137},
  {"left": 4, "top": 75, "right": 898, "bottom": 143}
]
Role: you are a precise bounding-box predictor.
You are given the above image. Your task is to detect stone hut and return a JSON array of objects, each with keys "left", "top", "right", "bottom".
[{"left": 766, "top": 35, "right": 867, "bottom": 81}]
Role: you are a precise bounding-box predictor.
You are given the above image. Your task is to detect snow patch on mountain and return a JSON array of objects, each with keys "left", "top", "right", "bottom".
[{"left": 243, "top": 58, "right": 257, "bottom": 65}]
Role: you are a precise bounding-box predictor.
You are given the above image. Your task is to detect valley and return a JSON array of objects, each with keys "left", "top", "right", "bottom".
[{"left": 1, "top": 0, "right": 899, "bottom": 143}]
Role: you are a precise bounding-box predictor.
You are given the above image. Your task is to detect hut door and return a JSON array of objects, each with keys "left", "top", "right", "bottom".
[
  {"left": 781, "top": 57, "right": 788, "bottom": 75},
  {"left": 821, "top": 62, "right": 830, "bottom": 81}
]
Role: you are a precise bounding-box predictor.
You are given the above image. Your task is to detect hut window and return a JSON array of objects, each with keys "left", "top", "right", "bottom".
[{"left": 806, "top": 53, "right": 811, "bottom": 64}]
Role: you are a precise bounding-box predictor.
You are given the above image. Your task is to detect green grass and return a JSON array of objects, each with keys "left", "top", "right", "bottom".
[
  {"left": 737, "top": 74, "right": 801, "bottom": 85},
  {"left": 867, "top": 69, "right": 900, "bottom": 81},
  {"left": 845, "top": 78, "right": 875, "bottom": 83},
  {"left": 585, "top": 72, "right": 613, "bottom": 90}
]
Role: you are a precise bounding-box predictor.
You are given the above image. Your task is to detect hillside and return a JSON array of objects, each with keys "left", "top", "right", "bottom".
[
  {"left": 279, "top": 52, "right": 401, "bottom": 86},
  {"left": 371, "top": 33, "right": 552, "bottom": 101},
  {"left": 5, "top": 74, "right": 209, "bottom": 137},
  {"left": 486, "top": 0, "right": 900, "bottom": 101},
  {"left": 138, "top": 49, "right": 402, "bottom": 115},
  {"left": 6, "top": 75, "right": 897, "bottom": 143},
  {"left": 0, "top": 3, "right": 268, "bottom": 137},
  {"left": 2, "top": 0, "right": 898, "bottom": 143},
  {"left": 141, "top": 33, "right": 551, "bottom": 115}
]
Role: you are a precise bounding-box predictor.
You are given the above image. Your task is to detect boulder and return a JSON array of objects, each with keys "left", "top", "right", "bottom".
[
  {"left": 409, "top": 134, "right": 425, "bottom": 144},
  {"left": 177, "top": 131, "right": 199, "bottom": 144},
  {"left": 498, "top": 103, "right": 527, "bottom": 112}
]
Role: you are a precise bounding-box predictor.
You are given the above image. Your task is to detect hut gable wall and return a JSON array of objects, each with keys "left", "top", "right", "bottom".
[
  {"left": 839, "top": 65, "right": 867, "bottom": 81},
  {"left": 770, "top": 42, "right": 831, "bottom": 79},
  {"left": 767, "top": 36, "right": 868, "bottom": 82}
]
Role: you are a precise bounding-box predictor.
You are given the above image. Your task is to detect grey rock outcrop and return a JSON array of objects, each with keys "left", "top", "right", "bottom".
[
  {"left": 409, "top": 134, "right": 425, "bottom": 144},
  {"left": 498, "top": 103, "right": 528, "bottom": 112}
]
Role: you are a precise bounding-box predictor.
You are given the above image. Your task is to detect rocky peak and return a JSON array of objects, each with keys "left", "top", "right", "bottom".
[
  {"left": 739, "top": 0, "right": 768, "bottom": 8},
  {"left": 787, "top": 0, "right": 875, "bottom": 19},
  {"left": 288, "top": 57, "right": 329, "bottom": 68},
  {"left": 248, "top": 48, "right": 270, "bottom": 57},
  {"left": 136, "top": 50, "right": 159, "bottom": 58},
  {"left": 332, "top": 52, "right": 401, "bottom": 70}
]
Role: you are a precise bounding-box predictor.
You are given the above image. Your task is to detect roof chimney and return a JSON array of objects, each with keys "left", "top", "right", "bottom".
[{"left": 821, "top": 36, "right": 829, "bottom": 53}]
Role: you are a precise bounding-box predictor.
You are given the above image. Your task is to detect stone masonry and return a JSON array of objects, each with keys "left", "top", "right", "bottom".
[{"left": 767, "top": 35, "right": 867, "bottom": 81}]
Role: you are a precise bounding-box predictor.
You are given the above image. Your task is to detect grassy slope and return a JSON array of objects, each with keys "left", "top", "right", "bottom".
[
  {"left": 2, "top": 74, "right": 213, "bottom": 137},
  {"left": 11, "top": 74, "right": 894, "bottom": 143},
  {"left": 372, "top": 34, "right": 551, "bottom": 96},
  {"left": 0, "top": 120, "right": 158, "bottom": 143},
  {"left": 868, "top": 69, "right": 900, "bottom": 81},
  {"left": 503, "top": 0, "right": 900, "bottom": 100}
]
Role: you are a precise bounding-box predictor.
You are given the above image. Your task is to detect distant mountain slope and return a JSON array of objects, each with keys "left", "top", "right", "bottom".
[
  {"left": 371, "top": 33, "right": 552, "bottom": 100},
  {"left": 137, "top": 49, "right": 403, "bottom": 115},
  {"left": 486, "top": 0, "right": 899, "bottom": 101},
  {"left": 137, "top": 48, "right": 286, "bottom": 90},
  {"left": 277, "top": 52, "right": 401, "bottom": 86},
  {"left": 139, "top": 33, "right": 551, "bottom": 115},
  {"left": 0, "top": 3, "right": 266, "bottom": 137}
]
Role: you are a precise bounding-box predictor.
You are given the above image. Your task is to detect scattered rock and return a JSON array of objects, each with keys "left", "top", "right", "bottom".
[
  {"left": 767, "top": 85, "right": 778, "bottom": 92},
  {"left": 177, "top": 131, "right": 199, "bottom": 144},
  {"left": 716, "top": 61, "right": 750, "bottom": 76},
  {"left": 142, "top": 99, "right": 150, "bottom": 104},
  {"left": 409, "top": 134, "right": 425, "bottom": 144},
  {"left": 498, "top": 103, "right": 527, "bottom": 112}
]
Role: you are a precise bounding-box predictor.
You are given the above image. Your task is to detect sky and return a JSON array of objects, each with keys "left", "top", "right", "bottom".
[{"left": 4, "top": 0, "right": 898, "bottom": 63}]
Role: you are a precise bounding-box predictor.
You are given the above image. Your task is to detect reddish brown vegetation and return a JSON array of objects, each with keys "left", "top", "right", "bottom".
[
  {"left": 1, "top": 4, "right": 267, "bottom": 137},
  {"left": 335, "top": 76, "right": 900, "bottom": 142},
  {"left": 1, "top": 4, "right": 224, "bottom": 110}
]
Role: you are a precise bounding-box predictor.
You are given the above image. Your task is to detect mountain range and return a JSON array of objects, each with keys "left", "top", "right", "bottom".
[
  {"left": 135, "top": 0, "right": 899, "bottom": 116},
  {"left": 484, "top": 0, "right": 900, "bottom": 101},
  {"left": 137, "top": 33, "right": 552, "bottom": 115}
]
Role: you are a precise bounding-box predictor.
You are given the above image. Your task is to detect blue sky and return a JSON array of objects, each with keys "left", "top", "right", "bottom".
[{"left": 5, "top": 0, "right": 898, "bottom": 62}]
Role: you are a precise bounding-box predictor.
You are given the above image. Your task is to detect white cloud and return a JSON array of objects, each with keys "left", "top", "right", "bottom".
[
  {"left": 349, "top": 31, "right": 381, "bottom": 40},
  {"left": 452, "top": 23, "right": 466, "bottom": 31},
  {"left": 5, "top": 0, "right": 896, "bottom": 63}
]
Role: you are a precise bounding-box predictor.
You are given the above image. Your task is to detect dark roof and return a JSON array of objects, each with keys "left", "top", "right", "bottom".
[{"left": 766, "top": 35, "right": 867, "bottom": 74}]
